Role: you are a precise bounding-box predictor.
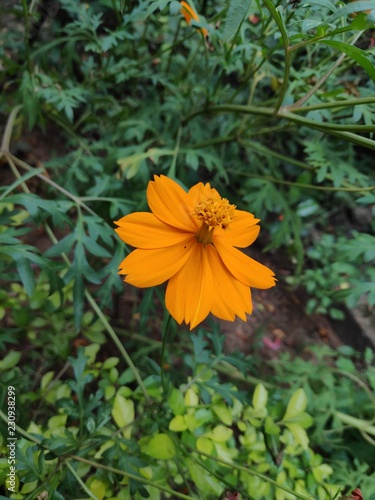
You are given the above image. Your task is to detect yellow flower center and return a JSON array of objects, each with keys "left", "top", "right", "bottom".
[{"left": 193, "top": 196, "right": 236, "bottom": 245}]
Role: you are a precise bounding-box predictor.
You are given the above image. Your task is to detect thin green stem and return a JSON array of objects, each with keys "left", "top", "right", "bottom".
[
  {"left": 0, "top": 409, "right": 41, "bottom": 443},
  {"left": 0, "top": 409, "right": 195, "bottom": 499},
  {"left": 65, "top": 462, "right": 99, "bottom": 500},
  {"left": 332, "top": 368, "right": 375, "bottom": 408},
  {"left": 192, "top": 135, "right": 237, "bottom": 149},
  {"left": 161, "top": 313, "right": 172, "bottom": 396},
  {"left": 118, "top": 328, "right": 281, "bottom": 389},
  {"left": 261, "top": 0, "right": 290, "bottom": 112},
  {"left": 182, "top": 354, "right": 224, "bottom": 393},
  {"left": 185, "top": 104, "right": 375, "bottom": 150},
  {"left": 1, "top": 105, "right": 22, "bottom": 152},
  {"left": 4, "top": 156, "right": 148, "bottom": 402},
  {"left": 288, "top": 96, "right": 375, "bottom": 113},
  {"left": 168, "top": 126, "right": 182, "bottom": 178},
  {"left": 241, "top": 139, "right": 315, "bottom": 171},
  {"left": 287, "top": 30, "right": 364, "bottom": 110},
  {"left": 216, "top": 361, "right": 278, "bottom": 389},
  {"left": 70, "top": 456, "right": 196, "bottom": 500},
  {"left": 21, "top": 0, "right": 31, "bottom": 71},
  {"left": 228, "top": 168, "right": 375, "bottom": 192},
  {"left": 0, "top": 166, "right": 45, "bottom": 199},
  {"left": 186, "top": 451, "right": 254, "bottom": 500},
  {"left": 186, "top": 446, "right": 312, "bottom": 500},
  {"left": 7, "top": 154, "right": 103, "bottom": 220},
  {"left": 85, "top": 291, "right": 150, "bottom": 403},
  {"left": 240, "top": 139, "right": 375, "bottom": 190},
  {"left": 166, "top": 23, "right": 181, "bottom": 75}
]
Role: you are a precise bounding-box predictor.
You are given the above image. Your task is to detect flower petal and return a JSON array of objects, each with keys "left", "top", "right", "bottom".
[
  {"left": 213, "top": 210, "right": 260, "bottom": 248},
  {"left": 214, "top": 239, "right": 276, "bottom": 289},
  {"left": 147, "top": 175, "right": 196, "bottom": 232},
  {"left": 119, "top": 238, "right": 195, "bottom": 287},
  {"left": 165, "top": 243, "right": 213, "bottom": 329},
  {"left": 206, "top": 245, "right": 252, "bottom": 321},
  {"left": 114, "top": 213, "right": 191, "bottom": 249}
]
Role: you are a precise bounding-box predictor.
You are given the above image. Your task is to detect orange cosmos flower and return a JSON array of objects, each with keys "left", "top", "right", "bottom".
[
  {"left": 114, "top": 175, "right": 276, "bottom": 330},
  {"left": 180, "top": 1, "right": 209, "bottom": 39}
]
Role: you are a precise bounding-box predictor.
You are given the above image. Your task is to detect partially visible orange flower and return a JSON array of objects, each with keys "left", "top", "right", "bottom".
[
  {"left": 180, "top": 1, "right": 209, "bottom": 39},
  {"left": 114, "top": 175, "right": 276, "bottom": 330}
]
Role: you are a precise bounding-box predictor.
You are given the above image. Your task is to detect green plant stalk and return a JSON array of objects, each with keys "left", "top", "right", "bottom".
[
  {"left": 216, "top": 361, "right": 278, "bottom": 389},
  {"left": 0, "top": 166, "right": 45, "bottom": 199},
  {"left": 332, "top": 368, "right": 375, "bottom": 408},
  {"left": 288, "top": 30, "right": 364, "bottom": 110},
  {"left": 4, "top": 155, "right": 149, "bottom": 403},
  {"left": 182, "top": 353, "right": 224, "bottom": 393},
  {"left": 261, "top": 0, "right": 290, "bottom": 112},
  {"left": 8, "top": 154, "right": 100, "bottom": 219},
  {"left": 166, "top": 22, "right": 181, "bottom": 75},
  {"left": 186, "top": 103, "right": 375, "bottom": 150},
  {"left": 0, "top": 105, "right": 22, "bottom": 152},
  {"left": 188, "top": 452, "right": 255, "bottom": 500},
  {"left": 85, "top": 291, "right": 150, "bottom": 403},
  {"left": 0, "top": 410, "right": 195, "bottom": 499},
  {"left": 186, "top": 102, "right": 375, "bottom": 131},
  {"left": 241, "top": 134, "right": 375, "bottom": 187},
  {"left": 186, "top": 446, "right": 313, "bottom": 500},
  {"left": 360, "top": 429, "right": 375, "bottom": 446},
  {"left": 227, "top": 168, "right": 375, "bottom": 192},
  {"left": 65, "top": 462, "right": 99, "bottom": 500},
  {"left": 21, "top": 0, "right": 31, "bottom": 72},
  {"left": 117, "top": 327, "right": 280, "bottom": 389},
  {"left": 290, "top": 96, "right": 375, "bottom": 113},
  {"left": 335, "top": 412, "right": 375, "bottom": 435},
  {"left": 168, "top": 125, "right": 182, "bottom": 178},
  {"left": 161, "top": 312, "right": 172, "bottom": 396},
  {"left": 69, "top": 456, "right": 197, "bottom": 500}
]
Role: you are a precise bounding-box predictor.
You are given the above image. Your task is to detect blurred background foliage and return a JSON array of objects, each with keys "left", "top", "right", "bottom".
[{"left": 0, "top": 0, "right": 375, "bottom": 498}]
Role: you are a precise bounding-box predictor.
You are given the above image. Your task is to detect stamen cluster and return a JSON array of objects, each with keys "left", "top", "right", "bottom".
[{"left": 193, "top": 196, "right": 236, "bottom": 230}]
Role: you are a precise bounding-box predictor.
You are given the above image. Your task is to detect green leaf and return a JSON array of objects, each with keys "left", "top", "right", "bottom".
[
  {"left": 212, "top": 404, "right": 233, "bottom": 426},
  {"left": 327, "top": 0, "right": 375, "bottom": 21},
  {"left": 204, "top": 424, "right": 233, "bottom": 442},
  {"left": 168, "top": 388, "right": 185, "bottom": 415},
  {"left": 185, "top": 387, "right": 199, "bottom": 407},
  {"left": 252, "top": 383, "right": 268, "bottom": 413},
  {"left": 311, "top": 463, "right": 333, "bottom": 483},
  {"left": 14, "top": 255, "right": 35, "bottom": 296},
  {"left": 265, "top": 416, "right": 281, "bottom": 435},
  {"left": 196, "top": 436, "right": 214, "bottom": 455},
  {"left": 285, "top": 423, "right": 309, "bottom": 449},
  {"left": 300, "top": 0, "right": 337, "bottom": 12},
  {"left": 186, "top": 459, "right": 222, "bottom": 496},
  {"left": 283, "top": 412, "right": 314, "bottom": 429},
  {"left": 222, "top": 0, "right": 252, "bottom": 43},
  {"left": 73, "top": 273, "right": 84, "bottom": 327},
  {"left": 318, "top": 40, "right": 375, "bottom": 84},
  {"left": 112, "top": 393, "right": 135, "bottom": 439},
  {"left": 0, "top": 351, "right": 22, "bottom": 371},
  {"left": 169, "top": 415, "right": 188, "bottom": 432},
  {"left": 144, "top": 433, "right": 176, "bottom": 460},
  {"left": 324, "top": 12, "right": 373, "bottom": 37},
  {"left": 283, "top": 389, "right": 307, "bottom": 420}
]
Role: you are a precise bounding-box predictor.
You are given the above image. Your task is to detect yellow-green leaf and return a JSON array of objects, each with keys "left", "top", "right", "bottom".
[
  {"left": 285, "top": 423, "right": 309, "bottom": 449},
  {"left": 185, "top": 387, "right": 199, "bottom": 408},
  {"left": 283, "top": 388, "right": 307, "bottom": 420},
  {"left": 196, "top": 436, "right": 214, "bottom": 455},
  {"left": 112, "top": 393, "right": 134, "bottom": 438},
  {"left": 252, "top": 383, "right": 268, "bottom": 412},
  {"left": 144, "top": 433, "right": 176, "bottom": 460},
  {"left": 169, "top": 415, "right": 188, "bottom": 432},
  {"left": 212, "top": 404, "right": 233, "bottom": 426}
]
